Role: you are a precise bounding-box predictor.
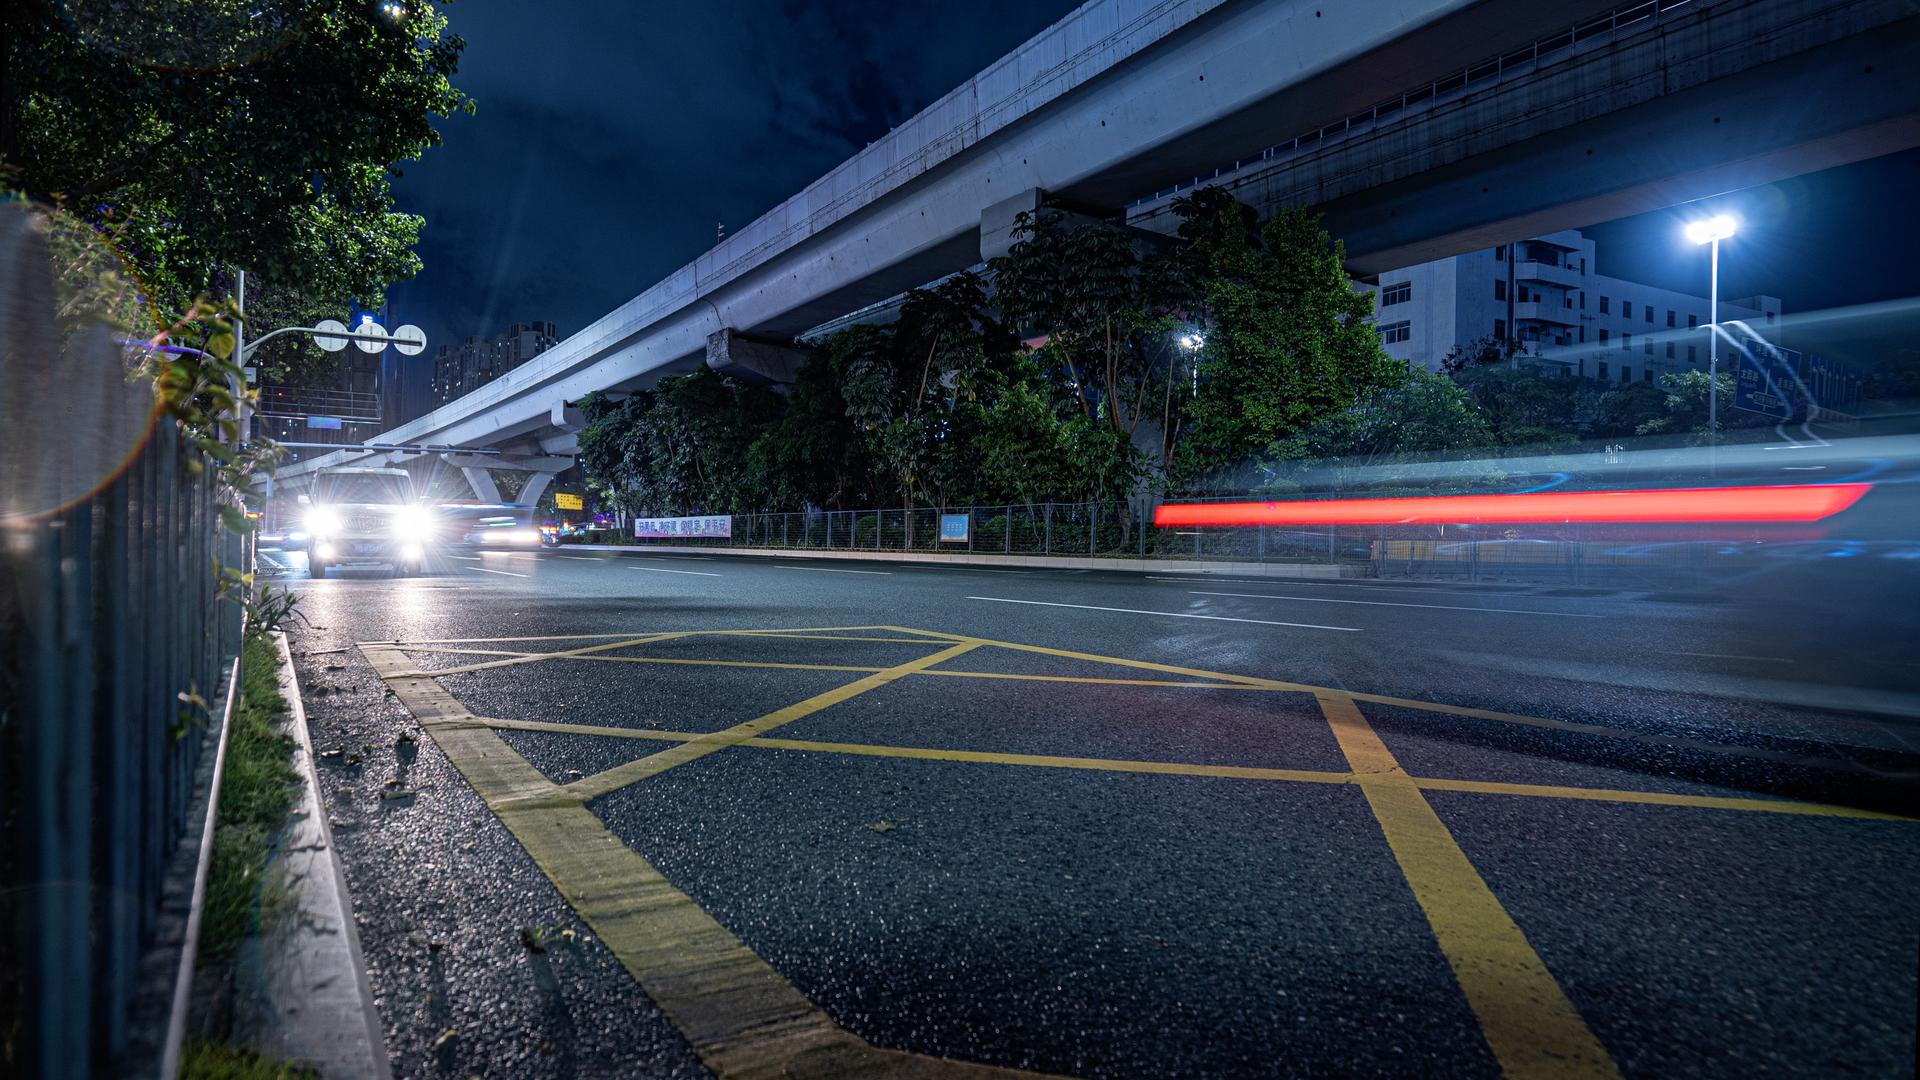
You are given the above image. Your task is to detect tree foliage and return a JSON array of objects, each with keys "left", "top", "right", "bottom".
[
  {"left": 3, "top": 0, "right": 470, "bottom": 317},
  {"left": 571, "top": 189, "right": 1762, "bottom": 516},
  {"left": 1169, "top": 189, "right": 1404, "bottom": 490}
]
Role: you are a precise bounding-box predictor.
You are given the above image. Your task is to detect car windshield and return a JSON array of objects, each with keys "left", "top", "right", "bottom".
[{"left": 316, "top": 473, "right": 410, "bottom": 505}]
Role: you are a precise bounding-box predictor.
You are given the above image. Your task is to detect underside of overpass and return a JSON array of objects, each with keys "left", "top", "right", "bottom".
[{"left": 277, "top": 0, "right": 1920, "bottom": 500}]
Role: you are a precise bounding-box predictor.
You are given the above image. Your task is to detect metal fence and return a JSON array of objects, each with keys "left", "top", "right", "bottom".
[
  {"left": 620, "top": 503, "right": 1722, "bottom": 587},
  {"left": 1, "top": 416, "right": 250, "bottom": 1078},
  {"left": 2, "top": 202, "right": 252, "bottom": 1077}
]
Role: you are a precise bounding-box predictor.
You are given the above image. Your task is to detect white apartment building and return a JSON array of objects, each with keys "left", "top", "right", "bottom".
[{"left": 1370, "top": 229, "right": 1782, "bottom": 386}]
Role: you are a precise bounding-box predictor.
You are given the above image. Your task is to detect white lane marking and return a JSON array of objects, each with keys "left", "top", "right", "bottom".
[
  {"left": 631, "top": 554, "right": 715, "bottom": 561},
  {"left": 468, "top": 566, "right": 529, "bottom": 578},
  {"left": 966, "top": 595, "right": 1359, "bottom": 632},
  {"left": 448, "top": 555, "right": 482, "bottom": 561},
  {"left": 1679, "top": 651, "right": 1798, "bottom": 664},
  {"left": 629, "top": 566, "right": 721, "bottom": 577},
  {"left": 556, "top": 555, "right": 606, "bottom": 561},
  {"left": 1190, "top": 590, "right": 1603, "bottom": 619},
  {"left": 905, "top": 566, "right": 1024, "bottom": 575},
  {"left": 774, "top": 566, "right": 892, "bottom": 575}
]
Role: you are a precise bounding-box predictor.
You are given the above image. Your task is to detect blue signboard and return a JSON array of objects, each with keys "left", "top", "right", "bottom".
[
  {"left": 938, "top": 513, "right": 970, "bottom": 543},
  {"left": 306, "top": 416, "right": 343, "bottom": 430},
  {"left": 1732, "top": 345, "right": 1799, "bottom": 421}
]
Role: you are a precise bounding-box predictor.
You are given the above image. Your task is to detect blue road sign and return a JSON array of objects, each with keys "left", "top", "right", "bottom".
[
  {"left": 939, "top": 513, "right": 970, "bottom": 543},
  {"left": 307, "top": 416, "right": 343, "bottom": 430}
]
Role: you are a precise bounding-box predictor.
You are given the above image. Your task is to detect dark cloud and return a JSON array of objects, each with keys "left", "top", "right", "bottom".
[{"left": 387, "top": 0, "right": 1079, "bottom": 354}]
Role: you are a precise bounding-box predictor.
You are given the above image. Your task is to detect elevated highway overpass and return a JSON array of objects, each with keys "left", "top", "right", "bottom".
[{"left": 280, "top": 0, "right": 1920, "bottom": 498}]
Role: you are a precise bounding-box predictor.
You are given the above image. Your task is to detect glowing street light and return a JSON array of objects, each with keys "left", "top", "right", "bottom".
[
  {"left": 1178, "top": 332, "right": 1205, "bottom": 351},
  {"left": 1684, "top": 213, "right": 1737, "bottom": 470},
  {"left": 1683, "top": 214, "right": 1738, "bottom": 245}
]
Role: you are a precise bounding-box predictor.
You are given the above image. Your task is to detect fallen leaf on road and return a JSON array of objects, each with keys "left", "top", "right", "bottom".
[
  {"left": 379, "top": 787, "right": 415, "bottom": 800},
  {"left": 431, "top": 1027, "right": 458, "bottom": 1050},
  {"left": 867, "top": 820, "right": 898, "bottom": 833},
  {"left": 521, "top": 927, "right": 546, "bottom": 953}
]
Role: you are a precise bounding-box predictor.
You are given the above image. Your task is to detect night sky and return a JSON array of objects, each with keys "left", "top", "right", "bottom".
[{"left": 387, "top": 1, "right": 1920, "bottom": 372}]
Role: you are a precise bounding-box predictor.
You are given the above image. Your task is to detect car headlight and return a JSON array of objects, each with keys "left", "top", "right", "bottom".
[
  {"left": 305, "top": 508, "right": 342, "bottom": 536},
  {"left": 390, "top": 506, "right": 437, "bottom": 541}
]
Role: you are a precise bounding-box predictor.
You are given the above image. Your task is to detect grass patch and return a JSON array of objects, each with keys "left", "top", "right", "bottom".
[
  {"left": 199, "top": 631, "right": 301, "bottom": 964},
  {"left": 180, "top": 1038, "right": 316, "bottom": 1079}
]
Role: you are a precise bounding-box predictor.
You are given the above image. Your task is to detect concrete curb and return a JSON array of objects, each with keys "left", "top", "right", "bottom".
[
  {"left": 231, "top": 632, "right": 392, "bottom": 1079},
  {"left": 558, "top": 542, "right": 1364, "bottom": 578}
]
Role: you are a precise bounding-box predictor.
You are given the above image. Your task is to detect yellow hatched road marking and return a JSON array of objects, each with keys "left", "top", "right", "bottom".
[
  {"left": 355, "top": 623, "right": 1910, "bottom": 1079},
  {"left": 1318, "top": 692, "right": 1621, "bottom": 1079},
  {"left": 360, "top": 641, "right": 1054, "bottom": 1080},
  {"left": 564, "top": 640, "right": 981, "bottom": 801},
  {"left": 473, "top": 717, "right": 1904, "bottom": 820}
]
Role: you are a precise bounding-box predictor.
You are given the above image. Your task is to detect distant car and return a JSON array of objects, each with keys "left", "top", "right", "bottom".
[
  {"left": 301, "top": 467, "right": 438, "bottom": 578},
  {"left": 459, "top": 515, "right": 544, "bottom": 548}
]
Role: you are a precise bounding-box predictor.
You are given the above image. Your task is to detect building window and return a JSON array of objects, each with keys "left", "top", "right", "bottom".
[
  {"left": 1645, "top": 306, "right": 1654, "bottom": 323},
  {"left": 1767, "top": 311, "right": 1776, "bottom": 323},
  {"left": 1579, "top": 292, "right": 1586, "bottom": 310},
  {"left": 1643, "top": 368, "right": 1654, "bottom": 382},
  {"left": 1380, "top": 281, "right": 1412, "bottom": 306},
  {"left": 1621, "top": 366, "right": 1631, "bottom": 384},
  {"left": 1599, "top": 329, "right": 1609, "bottom": 344},
  {"left": 1623, "top": 301, "right": 1632, "bottom": 319},
  {"left": 1644, "top": 340, "right": 1653, "bottom": 355},
  {"left": 1598, "top": 361, "right": 1609, "bottom": 380},
  {"left": 1494, "top": 280, "right": 1507, "bottom": 301},
  {"left": 1494, "top": 319, "right": 1507, "bottom": 340},
  {"left": 1666, "top": 310, "right": 1676, "bottom": 327},
  {"left": 1622, "top": 332, "right": 1631, "bottom": 350},
  {"left": 1579, "top": 326, "right": 1586, "bottom": 343},
  {"left": 1599, "top": 296, "right": 1610, "bottom": 314},
  {"left": 1688, "top": 345, "right": 1698, "bottom": 362},
  {"left": 1378, "top": 320, "right": 1411, "bottom": 345},
  {"left": 1495, "top": 245, "right": 1506, "bottom": 261},
  {"left": 1666, "top": 342, "right": 1675, "bottom": 359}
]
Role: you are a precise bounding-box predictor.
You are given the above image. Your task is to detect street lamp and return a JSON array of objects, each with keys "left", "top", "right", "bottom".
[
  {"left": 1178, "top": 331, "right": 1204, "bottom": 397},
  {"left": 1684, "top": 214, "right": 1736, "bottom": 471}
]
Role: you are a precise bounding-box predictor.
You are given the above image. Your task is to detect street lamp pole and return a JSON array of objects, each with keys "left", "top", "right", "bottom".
[
  {"left": 1708, "top": 234, "right": 1718, "bottom": 469},
  {"left": 1684, "top": 214, "right": 1737, "bottom": 476}
]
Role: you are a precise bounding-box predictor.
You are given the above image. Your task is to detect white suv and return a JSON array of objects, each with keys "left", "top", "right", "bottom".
[{"left": 301, "top": 467, "right": 437, "bottom": 578}]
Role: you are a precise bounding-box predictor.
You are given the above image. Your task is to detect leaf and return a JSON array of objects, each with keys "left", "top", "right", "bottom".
[{"left": 866, "top": 820, "right": 898, "bottom": 833}]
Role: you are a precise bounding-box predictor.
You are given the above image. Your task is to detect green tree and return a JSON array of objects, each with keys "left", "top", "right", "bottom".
[
  {"left": 1633, "top": 369, "right": 1736, "bottom": 440},
  {"left": 3, "top": 0, "right": 469, "bottom": 317},
  {"left": 1274, "top": 369, "right": 1493, "bottom": 491},
  {"left": 989, "top": 210, "right": 1180, "bottom": 478},
  {"left": 1170, "top": 191, "right": 1403, "bottom": 491}
]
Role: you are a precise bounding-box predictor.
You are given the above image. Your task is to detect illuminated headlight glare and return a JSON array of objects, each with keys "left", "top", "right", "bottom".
[
  {"left": 399, "top": 542, "right": 425, "bottom": 562},
  {"left": 390, "top": 506, "right": 437, "bottom": 541},
  {"left": 305, "top": 508, "right": 342, "bottom": 536},
  {"left": 314, "top": 542, "right": 337, "bottom": 560}
]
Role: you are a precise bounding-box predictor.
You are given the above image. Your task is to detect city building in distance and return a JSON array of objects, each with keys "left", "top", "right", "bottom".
[
  {"left": 1371, "top": 228, "right": 1781, "bottom": 384},
  {"left": 432, "top": 320, "right": 560, "bottom": 407}
]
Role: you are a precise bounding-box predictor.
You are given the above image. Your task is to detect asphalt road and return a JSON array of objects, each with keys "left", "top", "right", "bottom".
[{"left": 280, "top": 547, "right": 1920, "bottom": 1079}]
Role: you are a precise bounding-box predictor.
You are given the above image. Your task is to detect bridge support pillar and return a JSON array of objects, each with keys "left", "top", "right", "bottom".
[
  {"left": 705, "top": 329, "right": 807, "bottom": 385},
  {"left": 460, "top": 467, "right": 501, "bottom": 503},
  {"left": 519, "top": 472, "right": 556, "bottom": 509}
]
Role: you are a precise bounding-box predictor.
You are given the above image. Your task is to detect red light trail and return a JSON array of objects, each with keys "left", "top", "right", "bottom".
[{"left": 1153, "top": 484, "right": 1872, "bottom": 528}]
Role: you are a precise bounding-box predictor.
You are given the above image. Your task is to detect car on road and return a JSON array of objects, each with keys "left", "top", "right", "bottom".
[{"left": 301, "top": 466, "right": 439, "bottom": 578}]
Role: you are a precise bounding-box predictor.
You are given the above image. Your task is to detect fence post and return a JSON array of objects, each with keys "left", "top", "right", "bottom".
[
  {"left": 1090, "top": 503, "right": 1098, "bottom": 557},
  {"left": 1044, "top": 503, "right": 1052, "bottom": 554},
  {"left": 1004, "top": 508, "right": 1011, "bottom": 554}
]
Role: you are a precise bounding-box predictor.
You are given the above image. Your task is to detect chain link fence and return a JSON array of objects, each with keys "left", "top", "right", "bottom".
[{"left": 617, "top": 502, "right": 1724, "bottom": 587}]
